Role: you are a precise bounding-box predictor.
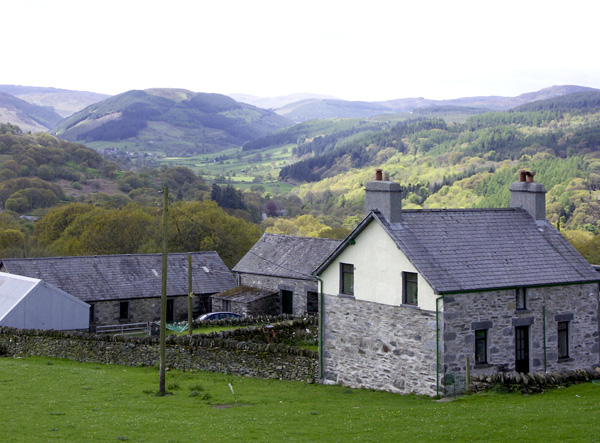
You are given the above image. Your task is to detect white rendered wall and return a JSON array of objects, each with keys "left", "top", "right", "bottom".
[{"left": 319, "top": 220, "right": 438, "bottom": 311}]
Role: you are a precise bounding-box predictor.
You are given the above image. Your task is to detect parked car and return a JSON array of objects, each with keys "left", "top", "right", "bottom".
[{"left": 197, "top": 312, "right": 242, "bottom": 321}]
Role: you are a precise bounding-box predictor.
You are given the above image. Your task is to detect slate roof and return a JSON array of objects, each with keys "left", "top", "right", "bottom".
[
  {"left": 316, "top": 208, "right": 600, "bottom": 294},
  {"left": 233, "top": 233, "right": 342, "bottom": 280},
  {"left": 213, "top": 285, "right": 277, "bottom": 303},
  {"left": 1, "top": 252, "right": 236, "bottom": 302}
]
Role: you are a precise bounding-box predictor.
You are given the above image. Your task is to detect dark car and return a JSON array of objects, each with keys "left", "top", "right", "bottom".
[{"left": 197, "top": 312, "right": 242, "bottom": 321}]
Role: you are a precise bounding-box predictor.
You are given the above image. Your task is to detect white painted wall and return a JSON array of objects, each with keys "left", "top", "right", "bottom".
[{"left": 319, "top": 220, "right": 438, "bottom": 311}]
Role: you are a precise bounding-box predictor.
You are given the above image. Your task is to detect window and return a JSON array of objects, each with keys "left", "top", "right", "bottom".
[
  {"left": 89, "top": 304, "right": 95, "bottom": 323},
  {"left": 223, "top": 300, "right": 231, "bottom": 312},
  {"left": 306, "top": 291, "right": 318, "bottom": 314},
  {"left": 119, "top": 301, "right": 129, "bottom": 321},
  {"left": 403, "top": 272, "right": 418, "bottom": 305},
  {"left": 475, "top": 329, "right": 488, "bottom": 364},
  {"left": 340, "top": 263, "right": 354, "bottom": 295},
  {"left": 516, "top": 288, "right": 527, "bottom": 310},
  {"left": 558, "top": 321, "right": 569, "bottom": 359},
  {"left": 166, "top": 299, "right": 174, "bottom": 322}
]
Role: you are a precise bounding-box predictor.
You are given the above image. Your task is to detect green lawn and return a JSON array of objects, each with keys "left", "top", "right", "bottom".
[{"left": 1, "top": 356, "right": 599, "bottom": 442}]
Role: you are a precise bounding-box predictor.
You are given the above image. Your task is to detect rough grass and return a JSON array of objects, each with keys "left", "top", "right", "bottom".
[{"left": 1, "top": 356, "right": 600, "bottom": 442}]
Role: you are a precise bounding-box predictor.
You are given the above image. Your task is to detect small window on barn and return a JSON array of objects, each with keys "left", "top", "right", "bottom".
[
  {"left": 402, "top": 272, "right": 418, "bottom": 305},
  {"left": 558, "top": 321, "right": 569, "bottom": 360},
  {"left": 475, "top": 329, "right": 488, "bottom": 364},
  {"left": 306, "top": 291, "right": 318, "bottom": 314},
  {"left": 340, "top": 263, "right": 354, "bottom": 295},
  {"left": 516, "top": 288, "right": 527, "bottom": 310},
  {"left": 223, "top": 300, "right": 231, "bottom": 311},
  {"left": 119, "top": 301, "right": 129, "bottom": 321}
]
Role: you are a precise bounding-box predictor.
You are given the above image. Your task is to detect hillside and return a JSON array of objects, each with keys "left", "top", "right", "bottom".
[
  {"left": 51, "top": 89, "right": 293, "bottom": 156},
  {"left": 0, "top": 92, "right": 63, "bottom": 132},
  {"left": 276, "top": 85, "right": 599, "bottom": 123},
  {"left": 269, "top": 91, "right": 600, "bottom": 238}
]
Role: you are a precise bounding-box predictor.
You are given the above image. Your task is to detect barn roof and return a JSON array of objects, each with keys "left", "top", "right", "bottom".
[
  {"left": 1, "top": 252, "right": 236, "bottom": 302},
  {"left": 233, "top": 233, "right": 342, "bottom": 280}
]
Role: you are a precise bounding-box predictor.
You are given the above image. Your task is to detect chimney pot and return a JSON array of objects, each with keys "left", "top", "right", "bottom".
[
  {"left": 375, "top": 169, "right": 383, "bottom": 181},
  {"left": 519, "top": 170, "right": 527, "bottom": 182},
  {"left": 383, "top": 172, "right": 390, "bottom": 181},
  {"left": 526, "top": 172, "right": 535, "bottom": 183}
]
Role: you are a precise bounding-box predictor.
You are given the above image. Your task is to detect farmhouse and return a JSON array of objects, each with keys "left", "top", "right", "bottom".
[
  {"left": 315, "top": 169, "right": 600, "bottom": 396},
  {"left": 1, "top": 252, "right": 236, "bottom": 328},
  {"left": 0, "top": 272, "right": 89, "bottom": 330},
  {"left": 233, "top": 234, "right": 341, "bottom": 316}
]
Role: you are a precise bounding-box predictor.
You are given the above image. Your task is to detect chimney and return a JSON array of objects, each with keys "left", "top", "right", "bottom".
[
  {"left": 365, "top": 169, "right": 403, "bottom": 223},
  {"left": 510, "top": 170, "right": 546, "bottom": 220}
]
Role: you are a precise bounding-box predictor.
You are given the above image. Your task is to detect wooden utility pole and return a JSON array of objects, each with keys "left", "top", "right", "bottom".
[
  {"left": 188, "top": 254, "right": 193, "bottom": 336},
  {"left": 159, "top": 187, "right": 168, "bottom": 395}
]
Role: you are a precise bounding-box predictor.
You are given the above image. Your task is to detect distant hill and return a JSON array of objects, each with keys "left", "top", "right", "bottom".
[
  {"left": 513, "top": 90, "right": 600, "bottom": 112},
  {"left": 228, "top": 93, "right": 338, "bottom": 110},
  {"left": 51, "top": 89, "right": 293, "bottom": 156},
  {"left": 0, "top": 92, "right": 63, "bottom": 132},
  {"left": 273, "top": 85, "right": 599, "bottom": 122},
  {"left": 0, "top": 85, "right": 110, "bottom": 118}
]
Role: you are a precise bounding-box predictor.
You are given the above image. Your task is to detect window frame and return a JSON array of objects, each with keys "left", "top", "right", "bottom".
[
  {"left": 558, "top": 321, "right": 569, "bottom": 360},
  {"left": 516, "top": 287, "right": 527, "bottom": 310},
  {"left": 340, "top": 263, "right": 354, "bottom": 296},
  {"left": 402, "top": 271, "right": 418, "bottom": 305},
  {"left": 475, "top": 329, "right": 488, "bottom": 364}
]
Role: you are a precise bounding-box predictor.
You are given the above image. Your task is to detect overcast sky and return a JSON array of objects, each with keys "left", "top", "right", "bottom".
[{"left": 4, "top": 0, "right": 599, "bottom": 101}]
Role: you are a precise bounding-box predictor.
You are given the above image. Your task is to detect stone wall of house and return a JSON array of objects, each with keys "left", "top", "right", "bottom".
[
  {"left": 90, "top": 295, "right": 211, "bottom": 327},
  {"left": 322, "top": 293, "right": 438, "bottom": 396},
  {"left": 238, "top": 274, "right": 318, "bottom": 316},
  {"left": 442, "top": 283, "right": 600, "bottom": 379},
  {"left": 0, "top": 324, "right": 318, "bottom": 382}
]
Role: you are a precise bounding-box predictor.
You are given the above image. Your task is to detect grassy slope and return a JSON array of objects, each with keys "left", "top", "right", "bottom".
[{"left": 1, "top": 356, "right": 599, "bottom": 442}]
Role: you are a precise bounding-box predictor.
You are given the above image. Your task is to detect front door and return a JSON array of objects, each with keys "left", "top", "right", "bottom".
[
  {"left": 515, "top": 326, "right": 530, "bottom": 373},
  {"left": 281, "top": 290, "right": 293, "bottom": 315}
]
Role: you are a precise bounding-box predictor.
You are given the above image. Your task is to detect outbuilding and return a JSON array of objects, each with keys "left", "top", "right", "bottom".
[{"left": 0, "top": 272, "right": 89, "bottom": 330}]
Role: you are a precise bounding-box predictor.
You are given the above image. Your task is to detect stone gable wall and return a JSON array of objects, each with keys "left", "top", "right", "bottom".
[
  {"left": 322, "top": 293, "right": 438, "bottom": 396},
  {"left": 442, "top": 283, "right": 600, "bottom": 378}
]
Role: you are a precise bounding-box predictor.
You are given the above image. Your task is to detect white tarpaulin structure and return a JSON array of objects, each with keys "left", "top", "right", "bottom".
[{"left": 0, "top": 272, "right": 89, "bottom": 330}]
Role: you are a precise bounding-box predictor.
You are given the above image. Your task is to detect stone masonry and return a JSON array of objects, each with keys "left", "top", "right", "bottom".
[
  {"left": 90, "top": 294, "right": 203, "bottom": 327},
  {"left": 322, "top": 293, "right": 438, "bottom": 396},
  {"left": 442, "top": 283, "right": 600, "bottom": 378}
]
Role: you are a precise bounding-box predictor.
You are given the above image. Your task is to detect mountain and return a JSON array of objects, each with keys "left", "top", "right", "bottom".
[
  {"left": 228, "top": 93, "right": 338, "bottom": 110},
  {"left": 0, "top": 85, "right": 110, "bottom": 118},
  {"left": 51, "top": 89, "right": 293, "bottom": 156},
  {"left": 0, "top": 92, "right": 63, "bottom": 132},
  {"left": 274, "top": 85, "right": 599, "bottom": 123}
]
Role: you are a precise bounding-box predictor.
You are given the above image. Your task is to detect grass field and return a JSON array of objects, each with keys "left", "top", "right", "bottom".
[{"left": 1, "top": 357, "right": 600, "bottom": 442}]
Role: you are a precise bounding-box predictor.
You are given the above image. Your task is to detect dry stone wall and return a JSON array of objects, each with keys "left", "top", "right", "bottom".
[{"left": 0, "top": 319, "right": 318, "bottom": 382}]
